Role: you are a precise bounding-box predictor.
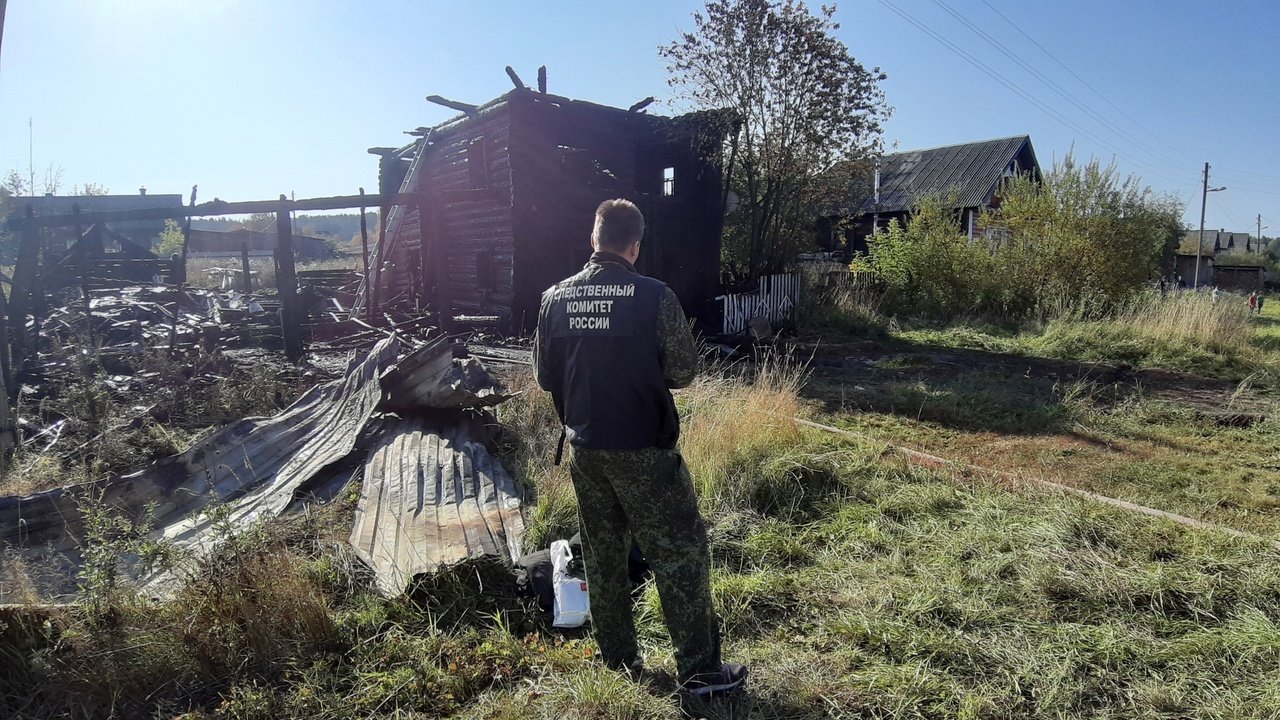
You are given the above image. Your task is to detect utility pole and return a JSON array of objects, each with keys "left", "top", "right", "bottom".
[
  {"left": 1196, "top": 163, "right": 1208, "bottom": 289},
  {"left": 1194, "top": 163, "right": 1227, "bottom": 288},
  {"left": 0, "top": 1, "right": 9, "bottom": 79},
  {"left": 1259, "top": 214, "right": 1265, "bottom": 254},
  {"left": 871, "top": 158, "right": 881, "bottom": 237}
]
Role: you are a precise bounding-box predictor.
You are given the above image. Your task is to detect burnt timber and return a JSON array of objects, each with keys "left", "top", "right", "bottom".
[
  {"left": 360, "top": 87, "right": 734, "bottom": 332},
  {"left": 0, "top": 336, "right": 525, "bottom": 599}
]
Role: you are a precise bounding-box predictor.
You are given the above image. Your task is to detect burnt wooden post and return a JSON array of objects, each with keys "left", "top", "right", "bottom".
[
  {"left": 358, "top": 187, "right": 371, "bottom": 319},
  {"left": 371, "top": 202, "right": 387, "bottom": 317},
  {"left": 168, "top": 186, "right": 197, "bottom": 355},
  {"left": 73, "top": 204, "right": 90, "bottom": 319},
  {"left": 176, "top": 184, "right": 197, "bottom": 286},
  {"left": 8, "top": 206, "right": 41, "bottom": 393},
  {"left": 409, "top": 248, "right": 423, "bottom": 310},
  {"left": 240, "top": 242, "right": 252, "bottom": 293},
  {"left": 0, "top": 264, "right": 11, "bottom": 407},
  {"left": 427, "top": 194, "right": 453, "bottom": 332},
  {"left": 275, "top": 195, "right": 303, "bottom": 361}
]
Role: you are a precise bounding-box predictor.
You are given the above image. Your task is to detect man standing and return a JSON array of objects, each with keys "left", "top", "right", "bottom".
[{"left": 533, "top": 199, "right": 747, "bottom": 698}]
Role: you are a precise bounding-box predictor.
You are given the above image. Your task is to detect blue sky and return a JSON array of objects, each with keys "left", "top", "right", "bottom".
[{"left": 2, "top": 0, "right": 1278, "bottom": 235}]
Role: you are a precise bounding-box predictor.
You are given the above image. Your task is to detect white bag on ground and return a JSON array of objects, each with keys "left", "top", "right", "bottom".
[{"left": 550, "top": 539, "right": 591, "bottom": 628}]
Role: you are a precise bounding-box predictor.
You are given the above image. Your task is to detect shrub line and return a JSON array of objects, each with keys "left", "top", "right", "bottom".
[{"left": 785, "top": 414, "right": 1280, "bottom": 553}]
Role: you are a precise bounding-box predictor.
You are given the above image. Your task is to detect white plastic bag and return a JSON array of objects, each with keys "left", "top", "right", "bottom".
[{"left": 550, "top": 539, "right": 591, "bottom": 628}]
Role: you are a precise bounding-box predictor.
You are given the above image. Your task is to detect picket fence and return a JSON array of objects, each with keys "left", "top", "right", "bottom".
[
  {"left": 718, "top": 269, "right": 877, "bottom": 335},
  {"left": 718, "top": 273, "right": 803, "bottom": 335}
]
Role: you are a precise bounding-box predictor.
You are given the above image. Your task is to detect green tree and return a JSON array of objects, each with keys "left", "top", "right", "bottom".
[
  {"left": 868, "top": 156, "right": 1184, "bottom": 320},
  {"left": 661, "top": 0, "right": 889, "bottom": 287},
  {"left": 157, "top": 219, "right": 185, "bottom": 256},
  {"left": 2, "top": 169, "right": 27, "bottom": 197},
  {"left": 989, "top": 154, "right": 1184, "bottom": 313}
]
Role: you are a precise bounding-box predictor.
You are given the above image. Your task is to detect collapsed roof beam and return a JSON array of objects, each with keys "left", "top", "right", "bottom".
[
  {"left": 628, "top": 96, "right": 655, "bottom": 113},
  {"left": 426, "top": 95, "right": 477, "bottom": 114},
  {"left": 505, "top": 66, "right": 526, "bottom": 90},
  {"left": 9, "top": 192, "right": 425, "bottom": 229}
]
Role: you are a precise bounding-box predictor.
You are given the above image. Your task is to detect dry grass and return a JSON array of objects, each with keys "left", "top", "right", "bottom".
[
  {"left": 1113, "top": 290, "right": 1252, "bottom": 352},
  {"left": 678, "top": 352, "right": 808, "bottom": 514},
  {"left": 494, "top": 369, "right": 577, "bottom": 549}
]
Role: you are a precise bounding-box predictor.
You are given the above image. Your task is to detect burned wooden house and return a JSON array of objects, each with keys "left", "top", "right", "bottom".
[{"left": 359, "top": 85, "right": 733, "bottom": 332}]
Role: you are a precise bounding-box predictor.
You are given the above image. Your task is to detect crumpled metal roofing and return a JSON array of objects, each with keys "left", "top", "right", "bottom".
[
  {"left": 0, "top": 336, "right": 524, "bottom": 601},
  {"left": 350, "top": 414, "right": 523, "bottom": 595}
]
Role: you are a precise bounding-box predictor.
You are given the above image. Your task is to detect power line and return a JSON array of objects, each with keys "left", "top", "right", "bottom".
[
  {"left": 933, "top": 0, "right": 1191, "bottom": 176},
  {"left": 876, "top": 0, "right": 1193, "bottom": 187},
  {"left": 977, "top": 0, "right": 1197, "bottom": 166},
  {"left": 1217, "top": 166, "right": 1280, "bottom": 182}
]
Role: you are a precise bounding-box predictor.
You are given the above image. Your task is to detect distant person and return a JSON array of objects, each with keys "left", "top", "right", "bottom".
[
  {"left": 1259, "top": 294, "right": 1267, "bottom": 316},
  {"left": 1158, "top": 277, "right": 1168, "bottom": 298},
  {"left": 1249, "top": 292, "right": 1258, "bottom": 315},
  {"left": 1212, "top": 286, "right": 1221, "bottom": 303},
  {"left": 533, "top": 198, "right": 748, "bottom": 699}
]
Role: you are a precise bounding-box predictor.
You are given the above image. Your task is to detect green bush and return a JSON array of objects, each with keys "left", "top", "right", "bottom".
[{"left": 868, "top": 155, "right": 1184, "bottom": 321}]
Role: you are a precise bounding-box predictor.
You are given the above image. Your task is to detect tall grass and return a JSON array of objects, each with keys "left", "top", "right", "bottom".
[
  {"left": 678, "top": 352, "right": 811, "bottom": 517},
  {"left": 1030, "top": 290, "right": 1262, "bottom": 378},
  {"left": 797, "top": 284, "right": 888, "bottom": 338},
  {"left": 1111, "top": 291, "right": 1251, "bottom": 352}
]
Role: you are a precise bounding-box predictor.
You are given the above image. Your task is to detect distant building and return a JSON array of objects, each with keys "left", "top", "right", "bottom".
[
  {"left": 187, "top": 228, "right": 333, "bottom": 261},
  {"left": 1188, "top": 229, "right": 1261, "bottom": 254},
  {"left": 10, "top": 189, "right": 183, "bottom": 250},
  {"left": 820, "top": 135, "right": 1042, "bottom": 256}
]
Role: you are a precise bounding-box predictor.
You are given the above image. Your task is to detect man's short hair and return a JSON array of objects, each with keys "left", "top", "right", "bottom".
[{"left": 592, "top": 199, "right": 645, "bottom": 252}]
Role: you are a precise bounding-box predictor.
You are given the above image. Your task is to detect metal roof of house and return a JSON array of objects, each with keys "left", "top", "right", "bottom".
[{"left": 843, "top": 135, "right": 1038, "bottom": 216}]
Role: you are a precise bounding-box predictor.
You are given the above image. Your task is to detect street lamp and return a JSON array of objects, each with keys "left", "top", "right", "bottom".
[{"left": 1195, "top": 163, "right": 1226, "bottom": 289}]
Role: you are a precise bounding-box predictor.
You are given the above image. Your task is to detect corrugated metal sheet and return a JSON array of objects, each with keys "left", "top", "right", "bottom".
[
  {"left": 0, "top": 336, "right": 400, "bottom": 599},
  {"left": 0, "top": 336, "right": 525, "bottom": 602},
  {"left": 350, "top": 415, "right": 524, "bottom": 595},
  {"left": 380, "top": 338, "right": 512, "bottom": 412}
]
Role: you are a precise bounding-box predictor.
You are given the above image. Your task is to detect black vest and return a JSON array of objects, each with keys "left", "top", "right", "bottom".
[{"left": 541, "top": 259, "right": 680, "bottom": 450}]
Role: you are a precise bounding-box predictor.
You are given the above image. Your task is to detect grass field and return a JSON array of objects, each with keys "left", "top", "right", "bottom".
[{"left": 4, "top": 290, "right": 1280, "bottom": 718}]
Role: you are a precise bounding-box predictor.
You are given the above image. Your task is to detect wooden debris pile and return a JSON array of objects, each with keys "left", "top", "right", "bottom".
[{"left": 0, "top": 335, "right": 524, "bottom": 601}]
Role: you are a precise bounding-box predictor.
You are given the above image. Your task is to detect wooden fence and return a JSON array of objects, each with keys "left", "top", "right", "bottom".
[
  {"left": 718, "top": 268, "right": 878, "bottom": 336},
  {"left": 718, "top": 272, "right": 803, "bottom": 335}
]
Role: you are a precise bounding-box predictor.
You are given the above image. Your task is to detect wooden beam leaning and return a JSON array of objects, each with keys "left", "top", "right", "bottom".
[
  {"left": 358, "top": 187, "right": 372, "bottom": 320},
  {"left": 628, "top": 97, "right": 656, "bottom": 113},
  {"left": 425, "top": 95, "right": 478, "bottom": 114},
  {"left": 275, "top": 195, "right": 303, "bottom": 361},
  {"left": 505, "top": 66, "right": 526, "bottom": 90}
]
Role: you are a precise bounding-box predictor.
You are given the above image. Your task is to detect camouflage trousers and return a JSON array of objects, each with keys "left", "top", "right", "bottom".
[{"left": 568, "top": 446, "right": 721, "bottom": 681}]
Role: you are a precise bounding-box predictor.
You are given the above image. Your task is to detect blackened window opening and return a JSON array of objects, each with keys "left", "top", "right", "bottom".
[{"left": 468, "top": 138, "right": 488, "bottom": 189}]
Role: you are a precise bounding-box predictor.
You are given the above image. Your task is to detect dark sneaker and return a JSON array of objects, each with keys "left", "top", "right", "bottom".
[{"left": 681, "top": 662, "right": 748, "bottom": 698}]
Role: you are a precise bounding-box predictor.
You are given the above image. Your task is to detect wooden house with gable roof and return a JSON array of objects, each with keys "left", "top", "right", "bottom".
[{"left": 820, "top": 135, "right": 1041, "bottom": 256}]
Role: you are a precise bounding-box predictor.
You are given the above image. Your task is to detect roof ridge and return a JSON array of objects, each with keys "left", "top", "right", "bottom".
[{"left": 883, "top": 134, "right": 1029, "bottom": 157}]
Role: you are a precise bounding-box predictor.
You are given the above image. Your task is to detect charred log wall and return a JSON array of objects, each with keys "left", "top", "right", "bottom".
[{"left": 507, "top": 92, "right": 724, "bottom": 332}]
